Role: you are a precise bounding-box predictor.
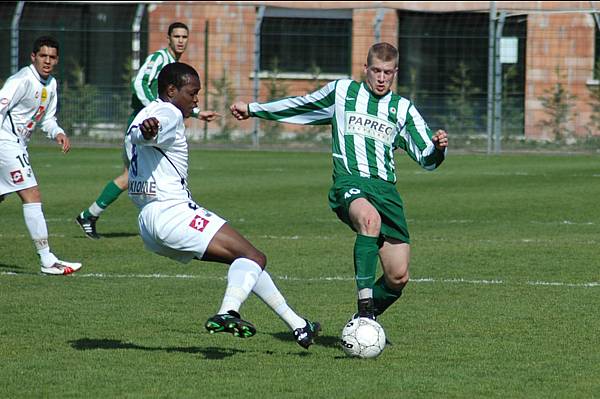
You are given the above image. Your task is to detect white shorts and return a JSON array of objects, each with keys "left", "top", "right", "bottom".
[
  {"left": 0, "top": 140, "right": 37, "bottom": 196},
  {"left": 138, "top": 199, "right": 227, "bottom": 263}
]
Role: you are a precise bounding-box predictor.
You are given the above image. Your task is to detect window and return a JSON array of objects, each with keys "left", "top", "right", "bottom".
[
  {"left": 595, "top": 19, "right": 600, "bottom": 79},
  {"left": 0, "top": 2, "right": 16, "bottom": 81},
  {"left": 260, "top": 8, "right": 352, "bottom": 76},
  {"left": 397, "top": 11, "right": 527, "bottom": 136},
  {"left": 16, "top": 3, "right": 147, "bottom": 88}
]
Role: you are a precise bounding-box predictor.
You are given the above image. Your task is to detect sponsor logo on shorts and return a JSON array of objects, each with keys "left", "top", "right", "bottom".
[
  {"left": 10, "top": 170, "right": 24, "bottom": 183},
  {"left": 0, "top": 98, "right": 8, "bottom": 106},
  {"left": 189, "top": 215, "right": 210, "bottom": 232}
]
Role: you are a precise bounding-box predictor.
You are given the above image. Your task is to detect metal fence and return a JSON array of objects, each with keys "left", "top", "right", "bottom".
[{"left": 2, "top": 2, "right": 600, "bottom": 153}]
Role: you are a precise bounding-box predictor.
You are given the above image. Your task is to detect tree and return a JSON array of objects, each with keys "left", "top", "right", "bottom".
[
  {"left": 59, "top": 58, "right": 99, "bottom": 137},
  {"left": 537, "top": 66, "right": 577, "bottom": 142},
  {"left": 501, "top": 64, "right": 525, "bottom": 137},
  {"left": 261, "top": 58, "right": 289, "bottom": 142},
  {"left": 441, "top": 62, "right": 481, "bottom": 136},
  {"left": 209, "top": 70, "right": 237, "bottom": 141}
]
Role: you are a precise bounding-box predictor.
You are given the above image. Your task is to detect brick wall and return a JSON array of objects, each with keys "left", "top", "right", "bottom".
[{"left": 147, "top": 2, "right": 599, "bottom": 140}]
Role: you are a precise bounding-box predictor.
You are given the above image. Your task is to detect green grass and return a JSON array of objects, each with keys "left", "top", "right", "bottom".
[{"left": 1, "top": 147, "right": 599, "bottom": 398}]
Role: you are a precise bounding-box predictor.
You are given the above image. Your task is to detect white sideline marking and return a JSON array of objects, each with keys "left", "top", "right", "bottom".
[{"left": 1, "top": 271, "right": 598, "bottom": 288}]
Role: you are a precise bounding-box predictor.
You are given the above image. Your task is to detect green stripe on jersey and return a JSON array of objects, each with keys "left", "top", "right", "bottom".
[
  {"left": 385, "top": 96, "right": 401, "bottom": 182},
  {"left": 341, "top": 81, "right": 361, "bottom": 177},
  {"left": 247, "top": 78, "right": 439, "bottom": 184},
  {"left": 132, "top": 48, "right": 175, "bottom": 107}
]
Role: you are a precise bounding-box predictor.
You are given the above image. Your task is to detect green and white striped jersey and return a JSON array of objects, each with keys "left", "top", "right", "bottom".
[
  {"left": 249, "top": 79, "right": 445, "bottom": 184},
  {"left": 131, "top": 48, "right": 176, "bottom": 113}
]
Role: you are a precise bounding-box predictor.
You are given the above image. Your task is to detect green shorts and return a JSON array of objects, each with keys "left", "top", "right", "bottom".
[{"left": 327, "top": 175, "right": 410, "bottom": 243}]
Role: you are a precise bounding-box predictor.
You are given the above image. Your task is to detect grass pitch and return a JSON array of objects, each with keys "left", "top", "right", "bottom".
[{"left": 1, "top": 146, "right": 599, "bottom": 398}]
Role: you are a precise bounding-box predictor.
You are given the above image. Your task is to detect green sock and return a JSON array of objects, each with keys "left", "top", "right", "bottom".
[
  {"left": 373, "top": 276, "right": 404, "bottom": 316},
  {"left": 92, "top": 181, "right": 124, "bottom": 212},
  {"left": 354, "top": 234, "right": 379, "bottom": 291}
]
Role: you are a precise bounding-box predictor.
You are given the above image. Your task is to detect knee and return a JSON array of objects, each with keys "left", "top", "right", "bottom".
[
  {"left": 114, "top": 172, "right": 128, "bottom": 190},
  {"left": 247, "top": 250, "right": 267, "bottom": 269},
  {"left": 386, "top": 268, "right": 410, "bottom": 289},
  {"left": 354, "top": 211, "right": 381, "bottom": 236},
  {"left": 19, "top": 186, "right": 41, "bottom": 203}
]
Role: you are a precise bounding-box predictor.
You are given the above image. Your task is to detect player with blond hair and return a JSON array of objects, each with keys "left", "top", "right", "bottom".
[{"left": 231, "top": 42, "right": 449, "bottom": 320}]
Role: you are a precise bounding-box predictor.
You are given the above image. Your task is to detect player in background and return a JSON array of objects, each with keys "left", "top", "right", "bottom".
[
  {"left": 126, "top": 62, "right": 320, "bottom": 349},
  {"left": 76, "top": 22, "right": 219, "bottom": 239},
  {"left": 230, "top": 42, "right": 449, "bottom": 320},
  {"left": 0, "top": 36, "right": 82, "bottom": 275}
]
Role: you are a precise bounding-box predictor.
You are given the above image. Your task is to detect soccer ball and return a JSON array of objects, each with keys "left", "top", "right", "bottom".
[{"left": 340, "top": 317, "right": 386, "bottom": 359}]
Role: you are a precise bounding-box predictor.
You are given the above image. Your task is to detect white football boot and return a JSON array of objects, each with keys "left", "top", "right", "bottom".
[{"left": 41, "top": 260, "right": 82, "bottom": 275}]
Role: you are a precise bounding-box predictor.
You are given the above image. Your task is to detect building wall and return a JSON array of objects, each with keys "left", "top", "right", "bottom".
[
  {"left": 525, "top": 13, "right": 596, "bottom": 140},
  {"left": 147, "top": 1, "right": 598, "bottom": 139}
]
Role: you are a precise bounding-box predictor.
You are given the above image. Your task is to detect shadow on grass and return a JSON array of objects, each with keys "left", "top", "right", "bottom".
[
  {"left": 75, "top": 232, "right": 139, "bottom": 239},
  {"left": 0, "top": 263, "right": 37, "bottom": 275},
  {"left": 270, "top": 331, "right": 341, "bottom": 349},
  {"left": 69, "top": 338, "right": 243, "bottom": 359}
]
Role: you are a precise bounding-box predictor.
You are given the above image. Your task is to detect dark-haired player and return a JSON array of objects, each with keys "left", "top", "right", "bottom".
[
  {"left": 126, "top": 62, "right": 320, "bottom": 349},
  {"left": 0, "top": 36, "right": 81, "bottom": 275}
]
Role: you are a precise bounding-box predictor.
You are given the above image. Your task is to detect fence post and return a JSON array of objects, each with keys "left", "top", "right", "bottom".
[
  {"left": 487, "top": 1, "right": 496, "bottom": 154},
  {"left": 11, "top": 1, "right": 25, "bottom": 75},
  {"left": 204, "top": 19, "right": 209, "bottom": 141},
  {"left": 494, "top": 12, "right": 506, "bottom": 154},
  {"left": 253, "top": 6, "right": 266, "bottom": 149},
  {"left": 131, "top": 4, "right": 145, "bottom": 73},
  {"left": 374, "top": 8, "right": 387, "bottom": 43}
]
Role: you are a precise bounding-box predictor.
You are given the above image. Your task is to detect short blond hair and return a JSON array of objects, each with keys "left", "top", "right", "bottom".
[{"left": 367, "top": 42, "right": 398, "bottom": 67}]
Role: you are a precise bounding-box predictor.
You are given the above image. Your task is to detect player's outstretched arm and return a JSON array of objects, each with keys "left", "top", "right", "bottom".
[
  {"left": 230, "top": 101, "right": 250, "bottom": 120},
  {"left": 55, "top": 133, "right": 71, "bottom": 154},
  {"left": 198, "top": 110, "right": 221, "bottom": 122}
]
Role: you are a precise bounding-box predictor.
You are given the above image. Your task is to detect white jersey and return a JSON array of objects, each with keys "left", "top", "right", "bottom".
[
  {"left": 0, "top": 65, "right": 64, "bottom": 145},
  {"left": 126, "top": 99, "right": 190, "bottom": 209},
  {"left": 126, "top": 99, "right": 226, "bottom": 263}
]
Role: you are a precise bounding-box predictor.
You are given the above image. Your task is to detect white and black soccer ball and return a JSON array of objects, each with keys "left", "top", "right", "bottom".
[{"left": 340, "top": 317, "right": 386, "bottom": 359}]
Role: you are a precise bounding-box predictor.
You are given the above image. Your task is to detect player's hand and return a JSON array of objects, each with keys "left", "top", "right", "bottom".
[
  {"left": 432, "top": 129, "right": 448, "bottom": 151},
  {"left": 198, "top": 110, "right": 221, "bottom": 122},
  {"left": 140, "top": 117, "right": 160, "bottom": 140},
  {"left": 55, "top": 132, "right": 71, "bottom": 153},
  {"left": 230, "top": 101, "right": 250, "bottom": 120}
]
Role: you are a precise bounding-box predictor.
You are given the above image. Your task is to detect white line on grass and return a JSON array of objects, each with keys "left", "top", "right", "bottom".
[{"left": 1, "top": 271, "right": 598, "bottom": 288}]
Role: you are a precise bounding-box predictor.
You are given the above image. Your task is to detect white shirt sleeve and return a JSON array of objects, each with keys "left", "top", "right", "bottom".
[
  {"left": 0, "top": 76, "right": 27, "bottom": 121},
  {"left": 129, "top": 105, "right": 179, "bottom": 148}
]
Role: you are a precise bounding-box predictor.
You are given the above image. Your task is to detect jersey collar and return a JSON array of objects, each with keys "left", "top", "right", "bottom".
[{"left": 28, "top": 64, "right": 50, "bottom": 85}]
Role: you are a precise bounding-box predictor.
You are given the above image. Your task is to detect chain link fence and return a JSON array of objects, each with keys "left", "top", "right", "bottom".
[{"left": 2, "top": 2, "right": 600, "bottom": 153}]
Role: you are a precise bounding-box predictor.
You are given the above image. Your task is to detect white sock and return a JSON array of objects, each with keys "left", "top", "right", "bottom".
[
  {"left": 23, "top": 203, "right": 57, "bottom": 267},
  {"left": 252, "top": 270, "right": 306, "bottom": 331},
  {"left": 89, "top": 202, "right": 104, "bottom": 217},
  {"left": 358, "top": 288, "right": 373, "bottom": 300},
  {"left": 217, "top": 258, "right": 262, "bottom": 315}
]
